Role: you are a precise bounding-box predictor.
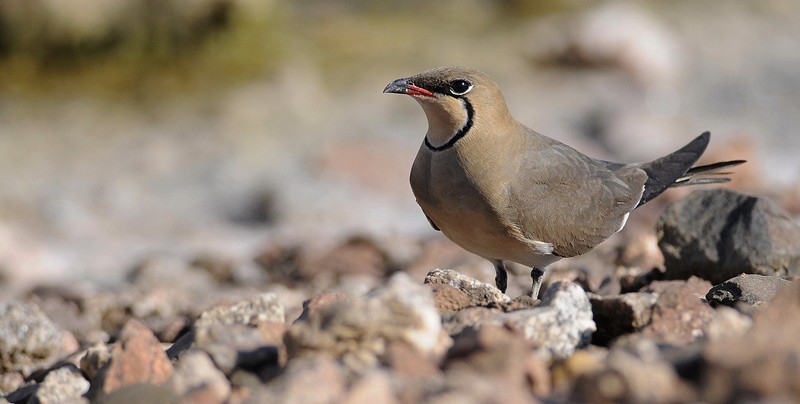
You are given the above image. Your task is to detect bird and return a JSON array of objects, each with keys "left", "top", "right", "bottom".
[{"left": 383, "top": 66, "right": 744, "bottom": 298}]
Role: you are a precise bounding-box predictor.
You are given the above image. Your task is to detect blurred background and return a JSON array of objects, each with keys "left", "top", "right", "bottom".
[{"left": 1, "top": 0, "right": 798, "bottom": 294}]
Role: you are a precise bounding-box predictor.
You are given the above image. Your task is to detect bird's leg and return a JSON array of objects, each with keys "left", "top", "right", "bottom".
[
  {"left": 493, "top": 260, "right": 508, "bottom": 293},
  {"left": 530, "top": 267, "right": 545, "bottom": 298}
]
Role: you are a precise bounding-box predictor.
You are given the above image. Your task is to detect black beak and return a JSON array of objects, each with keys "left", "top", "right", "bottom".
[{"left": 383, "top": 78, "right": 410, "bottom": 94}]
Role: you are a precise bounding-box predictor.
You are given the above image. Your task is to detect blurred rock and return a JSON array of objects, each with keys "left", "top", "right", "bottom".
[
  {"left": 252, "top": 356, "right": 346, "bottom": 404},
  {"left": 285, "top": 273, "right": 450, "bottom": 373},
  {"left": 641, "top": 278, "right": 714, "bottom": 345},
  {"left": 30, "top": 365, "right": 89, "bottom": 404},
  {"left": 190, "top": 253, "right": 237, "bottom": 284},
  {"left": 589, "top": 292, "right": 658, "bottom": 345},
  {"left": 254, "top": 243, "right": 302, "bottom": 286},
  {"left": 442, "top": 325, "right": 541, "bottom": 402},
  {"left": 294, "top": 292, "right": 349, "bottom": 323},
  {"left": 424, "top": 268, "right": 510, "bottom": 307},
  {"left": 344, "top": 370, "right": 397, "bottom": 404},
  {"left": 573, "top": 336, "right": 694, "bottom": 403},
  {"left": 657, "top": 189, "right": 800, "bottom": 283},
  {"left": 93, "top": 320, "right": 173, "bottom": 396},
  {"left": 95, "top": 383, "right": 178, "bottom": 404},
  {"left": 527, "top": 1, "right": 684, "bottom": 85},
  {"left": 504, "top": 281, "right": 595, "bottom": 361},
  {"left": 79, "top": 342, "right": 111, "bottom": 380},
  {"left": 704, "top": 306, "right": 753, "bottom": 342},
  {"left": 193, "top": 322, "right": 284, "bottom": 375},
  {"left": 169, "top": 350, "right": 230, "bottom": 403},
  {"left": 706, "top": 274, "right": 793, "bottom": 308},
  {"left": 702, "top": 281, "right": 800, "bottom": 402},
  {"left": 299, "top": 236, "right": 393, "bottom": 282},
  {"left": 0, "top": 301, "right": 63, "bottom": 376},
  {"left": 0, "top": 371, "right": 24, "bottom": 396},
  {"left": 440, "top": 306, "right": 504, "bottom": 337},
  {"left": 194, "top": 293, "right": 285, "bottom": 330}
]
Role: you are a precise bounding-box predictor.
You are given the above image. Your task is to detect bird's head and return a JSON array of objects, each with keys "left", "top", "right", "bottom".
[{"left": 383, "top": 66, "right": 511, "bottom": 150}]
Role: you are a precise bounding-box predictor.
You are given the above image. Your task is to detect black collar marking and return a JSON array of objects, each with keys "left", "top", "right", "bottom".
[{"left": 424, "top": 98, "right": 474, "bottom": 152}]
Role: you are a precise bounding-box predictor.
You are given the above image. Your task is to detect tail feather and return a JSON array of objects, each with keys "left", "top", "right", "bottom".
[
  {"left": 636, "top": 132, "right": 710, "bottom": 208},
  {"left": 635, "top": 133, "right": 744, "bottom": 208}
]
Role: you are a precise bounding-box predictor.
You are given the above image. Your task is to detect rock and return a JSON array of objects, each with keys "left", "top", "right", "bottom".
[
  {"left": 428, "top": 284, "right": 472, "bottom": 314},
  {"left": 194, "top": 293, "right": 285, "bottom": 330},
  {"left": 94, "top": 319, "right": 174, "bottom": 396},
  {"left": 641, "top": 278, "right": 715, "bottom": 345},
  {"left": 441, "top": 307, "right": 504, "bottom": 336},
  {"left": 443, "top": 325, "right": 543, "bottom": 402},
  {"left": 79, "top": 342, "right": 111, "bottom": 380},
  {"left": 573, "top": 336, "right": 694, "bottom": 403},
  {"left": 169, "top": 350, "right": 230, "bottom": 403},
  {"left": 285, "top": 273, "right": 451, "bottom": 373},
  {"left": 344, "top": 370, "right": 397, "bottom": 404},
  {"left": 0, "top": 371, "right": 24, "bottom": 395},
  {"left": 704, "top": 306, "right": 753, "bottom": 342},
  {"left": 436, "top": 327, "right": 541, "bottom": 403},
  {"left": 706, "top": 274, "right": 793, "bottom": 308},
  {"left": 31, "top": 365, "right": 89, "bottom": 404},
  {"left": 294, "top": 293, "right": 349, "bottom": 323},
  {"left": 657, "top": 189, "right": 800, "bottom": 284},
  {"left": 424, "top": 268, "right": 511, "bottom": 307},
  {"left": 589, "top": 292, "right": 658, "bottom": 345},
  {"left": 252, "top": 356, "right": 346, "bottom": 404},
  {"left": 701, "top": 281, "right": 800, "bottom": 401},
  {"left": 0, "top": 301, "right": 63, "bottom": 376},
  {"left": 94, "top": 383, "right": 178, "bottom": 404},
  {"left": 298, "top": 236, "right": 392, "bottom": 281},
  {"left": 193, "top": 322, "right": 283, "bottom": 374},
  {"left": 503, "top": 281, "right": 596, "bottom": 361}
]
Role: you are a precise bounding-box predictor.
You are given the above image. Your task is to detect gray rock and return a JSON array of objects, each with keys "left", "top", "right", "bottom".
[
  {"left": 193, "top": 323, "right": 281, "bottom": 374},
  {"left": 424, "top": 268, "right": 511, "bottom": 307},
  {"left": 657, "top": 189, "right": 800, "bottom": 284},
  {"left": 30, "top": 365, "right": 89, "bottom": 404},
  {"left": 589, "top": 292, "right": 658, "bottom": 345},
  {"left": 503, "top": 281, "right": 596, "bottom": 361},
  {"left": 285, "top": 273, "right": 451, "bottom": 373},
  {"left": 0, "top": 302, "right": 63, "bottom": 376},
  {"left": 706, "top": 274, "right": 793, "bottom": 308}
]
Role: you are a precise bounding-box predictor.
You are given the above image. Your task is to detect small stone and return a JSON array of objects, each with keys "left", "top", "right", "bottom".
[
  {"left": 706, "top": 274, "right": 792, "bottom": 308},
  {"left": 286, "top": 273, "right": 451, "bottom": 373},
  {"left": 194, "top": 293, "right": 285, "bottom": 330},
  {"left": 441, "top": 307, "right": 504, "bottom": 336},
  {"left": 590, "top": 292, "right": 658, "bottom": 345},
  {"left": 79, "top": 342, "right": 111, "bottom": 380},
  {"left": 702, "top": 281, "right": 800, "bottom": 401},
  {"left": 170, "top": 350, "right": 230, "bottom": 403},
  {"left": 704, "top": 306, "right": 753, "bottom": 342},
  {"left": 344, "top": 370, "right": 397, "bottom": 404},
  {"left": 294, "top": 293, "right": 349, "bottom": 323},
  {"left": 32, "top": 365, "right": 89, "bottom": 404},
  {"left": 657, "top": 189, "right": 800, "bottom": 284},
  {"left": 424, "top": 268, "right": 511, "bottom": 307},
  {"left": 0, "top": 301, "right": 63, "bottom": 376},
  {"left": 95, "top": 320, "right": 174, "bottom": 395},
  {"left": 641, "top": 277, "right": 715, "bottom": 345},
  {"left": 253, "top": 356, "right": 346, "bottom": 404},
  {"left": 193, "top": 323, "right": 281, "bottom": 374},
  {"left": 503, "top": 281, "right": 596, "bottom": 361}
]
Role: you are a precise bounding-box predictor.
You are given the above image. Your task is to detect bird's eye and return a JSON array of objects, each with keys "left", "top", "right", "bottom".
[{"left": 449, "top": 79, "right": 473, "bottom": 96}]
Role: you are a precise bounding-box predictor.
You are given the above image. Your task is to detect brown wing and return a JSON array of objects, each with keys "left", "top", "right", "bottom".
[{"left": 504, "top": 134, "right": 647, "bottom": 257}]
